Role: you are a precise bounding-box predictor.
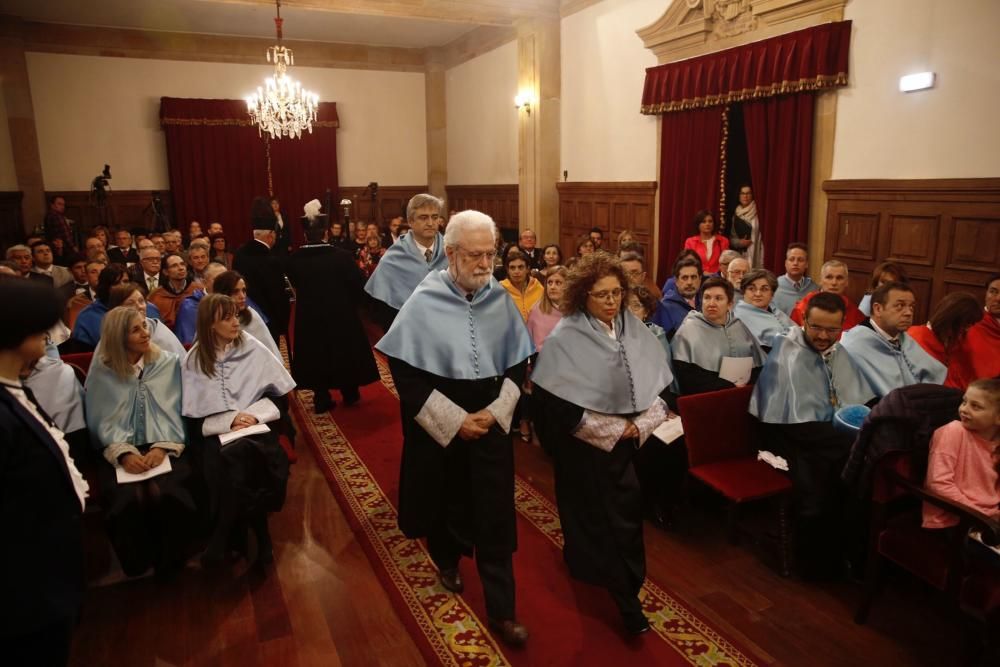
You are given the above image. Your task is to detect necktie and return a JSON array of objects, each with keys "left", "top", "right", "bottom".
[
  {"left": 424, "top": 248, "right": 432, "bottom": 263},
  {"left": 148, "top": 276, "right": 156, "bottom": 292}
]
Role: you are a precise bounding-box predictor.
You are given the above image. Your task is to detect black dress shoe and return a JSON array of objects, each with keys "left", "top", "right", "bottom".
[
  {"left": 341, "top": 387, "right": 361, "bottom": 406},
  {"left": 623, "top": 611, "right": 651, "bottom": 636},
  {"left": 488, "top": 618, "right": 529, "bottom": 647},
  {"left": 439, "top": 568, "right": 464, "bottom": 593},
  {"left": 314, "top": 392, "right": 335, "bottom": 414}
]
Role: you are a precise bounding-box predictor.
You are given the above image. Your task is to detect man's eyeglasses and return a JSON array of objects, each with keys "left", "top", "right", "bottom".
[
  {"left": 588, "top": 288, "right": 624, "bottom": 302},
  {"left": 804, "top": 321, "right": 842, "bottom": 336}
]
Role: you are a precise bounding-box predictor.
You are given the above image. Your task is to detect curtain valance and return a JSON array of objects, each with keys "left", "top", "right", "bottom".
[
  {"left": 160, "top": 97, "right": 339, "bottom": 128},
  {"left": 641, "top": 20, "right": 851, "bottom": 115}
]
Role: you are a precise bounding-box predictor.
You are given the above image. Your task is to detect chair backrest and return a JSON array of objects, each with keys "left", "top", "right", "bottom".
[
  {"left": 62, "top": 351, "right": 93, "bottom": 373},
  {"left": 678, "top": 384, "right": 755, "bottom": 468}
]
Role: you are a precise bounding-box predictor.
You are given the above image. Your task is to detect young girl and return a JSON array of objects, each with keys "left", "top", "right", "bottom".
[{"left": 923, "top": 378, "right": 1000, "bottom": 529}]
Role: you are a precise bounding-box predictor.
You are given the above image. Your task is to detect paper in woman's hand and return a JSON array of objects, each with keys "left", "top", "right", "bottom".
[
  {"left": 116, "top": 455, "right": 172, "bottom": 484},
  {"left": 719, "top": 356, "right": 753, "bottom": 386},
  {"left": 652, "top": 413, "right": 684, "bottom": 444}
]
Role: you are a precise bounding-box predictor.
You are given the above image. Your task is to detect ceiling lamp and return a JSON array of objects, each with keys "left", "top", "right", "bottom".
[{"left": 246, "top": 0, "right": 319, "bottom": 139}]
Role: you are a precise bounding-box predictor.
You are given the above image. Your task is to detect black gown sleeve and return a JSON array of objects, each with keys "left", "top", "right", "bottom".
[
  {"left": 386, "top": 356, "right": 437, "bottom": 411},
  {"left": 532, "top": 384, "right": 585, "bottom": 456}
]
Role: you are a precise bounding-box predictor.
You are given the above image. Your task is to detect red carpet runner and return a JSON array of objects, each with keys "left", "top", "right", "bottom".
[{"left": 289, "top": 353, "right": 759, "bottom": 666}]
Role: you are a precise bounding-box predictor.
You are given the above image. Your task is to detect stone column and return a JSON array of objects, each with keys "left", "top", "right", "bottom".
[
  {"left": 516, "top": 18, "right": 559, "bottom": 244},
  {"left": 0, "top": 17, "right": 45, "bottom": 234},
  {"left": 424, "top": 53, "right": 447, "bottom": 199}
]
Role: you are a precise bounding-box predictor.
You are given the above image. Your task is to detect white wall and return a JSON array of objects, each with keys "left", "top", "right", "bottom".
[
  {"left": 832, "top": 0, "right": 1000, "bottom": 179},
  {"left": 25, "top": 53, "right": 427, "bottom": 191},
  {"left": 445, "top": 40, "right": 519, "bottom": 185},
  {"left": 560, "top": 0, "right": 665, "bottom": 182},
  {"left": 0, "top": 87, "right": 18, "bottom": 190}
]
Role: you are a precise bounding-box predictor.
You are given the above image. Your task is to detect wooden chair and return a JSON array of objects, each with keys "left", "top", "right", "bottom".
[
  {"left": 678, "top": 385, "right": 794, "bottom": 576},
  {"left": 61, "top": 351, "right": 94, "bottom": 374}
]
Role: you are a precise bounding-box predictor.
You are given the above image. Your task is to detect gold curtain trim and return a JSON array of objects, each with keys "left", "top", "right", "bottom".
[
  {"left": 718, "top": 104, "right": 730, "bottom": 233},
  {"left": 641, "top": 72, "right": 847, "bottom": 115},
  {"left": 161, "top": 117, "right": 340, "bottom": 128}
]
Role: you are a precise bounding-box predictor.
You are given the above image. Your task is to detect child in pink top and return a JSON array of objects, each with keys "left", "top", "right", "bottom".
[{"left": 923, "top": 378, "right": 1000, "bottom": 529}]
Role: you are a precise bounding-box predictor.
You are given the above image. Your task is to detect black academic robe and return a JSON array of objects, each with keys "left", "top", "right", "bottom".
[
  {"left": 533, "top": 385, "right": 646, "bottom": 598},
  {"left": 108, "top": 246, "right": 139, "bottom": 266},
  {"left": 0, "top": 386, "right": 84, "bottom": 642},
  {"left": 233, "top": 239, "right": 289, "bottom": 343},
  {"left": 389, "top": 357, "right": 524, "bottom": 560},
  {"left": 286, "top": 244, "right": 378, "bottom": 391}
]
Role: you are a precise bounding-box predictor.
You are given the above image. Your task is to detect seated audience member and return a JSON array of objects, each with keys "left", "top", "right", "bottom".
[
  {"left": 66, "top": 258, "right": 105, "bottom": 330},
  {"left": 749, "top": 292, "right": 876, "bottom": 577},
  {"left": 500, "top": 249, "right": 544, "bottom": 321},
  {"left": 734, "top": 269, "right": 794, "bottom": 349},
  {"left": 539, "top": 243, "right": 563, "bottom": 272},
  {"left": 64, "top": 254, "right": 90, "bottom": 300},
  {"left": 620, "top": 251, "right": 662, "bottom": 301},
  {"left": 148, "top": 252, "right": 199, "bottom": 330},
  {"left": 573, "top": 235, "right": 595, "bottom": 263},
  {"left": 773, "top": 242, "right": 818, "bottom": 315},
  {"left": 588, "top": 226, "right": 605, "bottom": 250},
  {"left": 187, "top": 243, "right": 211, "bottom": 283},
  {"left": 213, "top": 270, "right": 280, "bottom": 359},
  {"left": 132, "top": 246, "right": 163, "bottom": 295},
  {"left": 23, "top": 343, "right": 87, "bottom": 459},
  {"left": 922, "top": 378, "right": 1000, "bottom": 530},
  {"left": 859, "top": 261, "right": 909, "bottom": 317},
  {"left": 50, "top": 237, "right": 69, "bottom": 266},
  {"left": 526, "top": 266, "right": 567, "bottom": 351},
  {"left": 206, "top": 222, "right": 224, "bottom": 237},
  {"left": 517, "top": 229, "right": 544, "bottom": 269},
  {"left": 660, "top": 248, "right": 704, "bottom": 294},
  {"left": 6, "top": 244, "right": 33, "bottom": 277},
  {"left": 907, "top": 292, "right": 984, "bottom": 390},
  {"left": 188, "top": 221, "right": 203, "bottom": 243},
  {"left": 106, "top": 284, "right": 185, "bottom": 357},
  {"left": 0, "top": 260, "right": 19, "bottom": 275},
  {"left": 717, "top": 249, "right": 740, "bottom": 280},
  {"left": 356, "top": 227, "right": 387, "bottom": 279},
  {"left": 790, "top": 260, "right": 864, "bottom": 330},
  {"left": 182, "top": 294, "right": 296, "bottom": 567},
  {"left": 174, "top": 263, "right": 228, "bottom": 346},
  {"left": 626, "top": 284, "right": 671, "bottom": 356},
  {"left": 84, "top": 306, "right": 195, "bottom": 578},
  {"left": 0, "top": 280, "right": 89, "bottom": 667},
  {"left": 92, "top": 225, "right": 110, "bottom": 249},
  {"left": 84, "top": 235, "right": 106, "bottom": 259},
  {"left": 683, "top": 209, "right": 729, "bottom": 274},
  {"left": 108, "top": 228, "right": 139, "bottom": 266},
  {"left": 671, "top": 277, "right": 764, "bottom": 395},
  {"left": 651, "top": 256, "right": 703, "bottom": 340},
  {"left": 162, "top": 230, "right": 182, "bottom": 254},
  {"left": 30, "top": 240, "right": 72, "bottom": 289},
  {"left": 209, "top": 233, "right": 233, "bottom": 269},
  {"left": 150, "top": 234, "right": 166, "bottom": 254},
  {"left": 957, "top": 273, "right": 1000, "bottom": 384},
  {"left": 726, "top": 257, "right": 750, "bottom": 302},
  {"left": 532, "top": 252, "right": 672, "bottom": 635},
  {"left": 617, "top": 229, "right": 635, "bottom": 250},
  {"left": 71, "top": 265, "right": 161, "bottom": 351},
  {"left": 840, "top": 282, "right": 946, "bottom": 398}
]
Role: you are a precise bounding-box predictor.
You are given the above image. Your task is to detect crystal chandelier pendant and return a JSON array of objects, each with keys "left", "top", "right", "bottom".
[{"left": 246, "top": 1, "right": 319, "bottom": 139}]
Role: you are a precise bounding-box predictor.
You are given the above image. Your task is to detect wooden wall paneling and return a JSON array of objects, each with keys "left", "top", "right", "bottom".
[
  {"left": 444, "top": 184, "right": 519, "bottom": 240},
  {"left": 823, "top": 178, "right": 1000, "bottom": 324},
  {"left": 0, "top": 191, "right": 24, "bottom": 251},
  {"left": 45, "top": 190, "right": 174, "bottom": 237},
  {"left": 337, "top": 185, "right": 427, "bottom": 230},
  {"left": 556, "top": 181, "right": 658, "bottom": 260}
]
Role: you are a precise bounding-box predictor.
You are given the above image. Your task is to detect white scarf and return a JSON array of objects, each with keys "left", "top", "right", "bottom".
[{"left": 735, "top": 200, "right": 763, "bottom": 268}]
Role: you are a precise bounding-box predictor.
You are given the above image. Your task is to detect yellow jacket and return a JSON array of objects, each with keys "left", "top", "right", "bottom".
[{"left": 500, "top": 277, "right": 544, "bottom": 322}]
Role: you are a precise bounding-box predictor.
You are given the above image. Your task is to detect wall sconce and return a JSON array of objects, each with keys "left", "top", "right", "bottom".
[
  {"left": 514, "top": 92, "right": 533, "bottom": 115},
  {"left": 899, "top": 72, "right": 935, "bottom": 92}
]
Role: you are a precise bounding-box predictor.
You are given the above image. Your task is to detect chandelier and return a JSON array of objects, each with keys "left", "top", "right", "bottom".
[{"left": 246, "top": 0, "right": 319, "bottom": 139}]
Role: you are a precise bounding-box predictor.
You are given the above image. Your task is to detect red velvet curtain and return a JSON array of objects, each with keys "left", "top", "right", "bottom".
[
  {"left": 641, "top": 20, "right": 851, "bottom": 113},
  {"left": 742, "top": 93, "right": 815, "bottom": 276},
  {"left": 160, "top": 97, "right": 339, "bottom": 247},
  {"left": 655, "top": 106, "right": 724, "bottom": 284}
]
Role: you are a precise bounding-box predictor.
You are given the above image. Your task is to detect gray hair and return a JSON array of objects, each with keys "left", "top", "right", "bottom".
[
  {"left": 5, "top": 244, "right": 30, "bottom": 259},
  {"left": 719, "top": 249, "right": 741, "bottom": 265},
  {"left": 741, "top": 268, "right": 778, "bottom": 292},
  {"left": 821, "top": 259, "right": 849, "bottom": 277},
  {"left": 252, "top": 229, "right": 272, "bottom": 242},
  {"left": 202, "top": 262, "right": 228, "bottom": 290},
  {"left": 443, "top": 210, "right": 497, "bottom": 249},
  {"left": 406, "top": 193, "right": 443, "bottom": 221}
]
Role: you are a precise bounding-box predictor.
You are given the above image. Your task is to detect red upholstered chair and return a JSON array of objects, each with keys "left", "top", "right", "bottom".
[
  {"left": 855, "top": 449, "right": 1000, "bottom": 643},
  {"left": 62, "top": 351, "right": 93, "bottom": 374},
  {"left": 678, "top": 385, "right": 794, "bottom": 576}
]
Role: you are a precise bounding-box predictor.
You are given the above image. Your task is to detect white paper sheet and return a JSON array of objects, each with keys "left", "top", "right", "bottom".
[
  {"left": 218, "top": 423, "right": 271, "bottom": 447},
  {"left": 719, "top": 356, "right": 753, "bottom": 386},
  {"left": 652, "top": 414, "right": 684, "bottom": 444},
  {"left": 115, "top": 455, "right": 172, "bottom": 485}
]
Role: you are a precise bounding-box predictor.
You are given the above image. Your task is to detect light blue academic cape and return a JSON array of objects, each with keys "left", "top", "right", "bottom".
[
  {"left": 734, "top": 300, "right": 794, "bottom": 348},
  {"left": 25, "top": 344, "right": 86, "bottom": 433},
  {"left": 749, "top": 327, "right": 875, "bottom": 424},
  {"left": 773, "top": 274, "right": 818, "bottom": 315},
  {"left": 84, "top": 350, "right": 185, "bottom": 448},
  {"left": 364, "top": 232, "right": 448, "bottom": 310},
  {"left": 839, "top": 324, "right": 947, "bottom": 398},
  {"left": 376, "top": 269, "right": 534, "bottom": 380}
]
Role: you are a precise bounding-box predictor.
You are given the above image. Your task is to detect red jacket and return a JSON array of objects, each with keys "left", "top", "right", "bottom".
[
  {"left": 683, "top": 235, "right": 730, "bottom": 274},
  {"left": 789, "top": 291, "right": 865, "bottom": 330}
]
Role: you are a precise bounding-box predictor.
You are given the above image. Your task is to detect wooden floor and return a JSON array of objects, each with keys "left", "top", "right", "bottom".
[{"left": 70, "top": 431, "right": 964, "bottom": 667}]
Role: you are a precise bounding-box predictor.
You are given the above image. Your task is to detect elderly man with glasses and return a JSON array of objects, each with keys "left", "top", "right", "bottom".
[{"left": 376, "top": 210, "right": 535, "bottom": 648}]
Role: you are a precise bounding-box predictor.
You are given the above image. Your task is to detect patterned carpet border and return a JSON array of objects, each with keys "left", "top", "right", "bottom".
[
  {"left": 372, "top": 351, "right": 759, "bottom": 667},
  {"left": 290, "top": 390, "right": 511, "bottom": 667}
]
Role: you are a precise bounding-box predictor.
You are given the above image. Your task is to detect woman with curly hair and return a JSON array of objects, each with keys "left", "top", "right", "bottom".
[{"left": 532, "top": 252, "right": 674, "bottom": 635}]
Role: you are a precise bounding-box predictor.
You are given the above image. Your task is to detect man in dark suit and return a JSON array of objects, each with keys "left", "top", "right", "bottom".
[
  {"left": 233, "top": 196, "right": 290, "bottom": 346},
  {"left": 516, "top": 229, "right": 544, "bottom": 270},
  {"left": 130, "top": 246, "right": 164, "bottom": 296},
  {"left": 107, "top": 228, "right": 139, "bottom": 266},
  {"left": 0, "top": 280, "right": 87, "bottom": 666}
]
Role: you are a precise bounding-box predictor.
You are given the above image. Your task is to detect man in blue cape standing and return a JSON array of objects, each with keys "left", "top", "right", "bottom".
[
  {"left": 364, "top": 193, "right": 448, "bottom": 331},
  {"left": 376, "top": 210, "right": 535, "bottom": 647}
]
